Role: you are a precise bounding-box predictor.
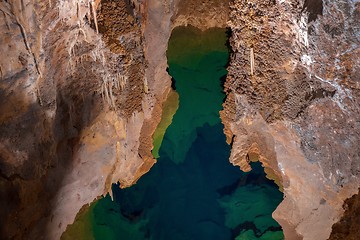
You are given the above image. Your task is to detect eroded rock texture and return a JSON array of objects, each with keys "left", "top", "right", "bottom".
[
  {"left": 0, "top": 0, "right": 166, "bottom": 239},
  {"left": 0, "top": 0, "right": 231, "bottom": 239},
  {"left": 221, "top": 0, "right": 360, "bottom": 239},
  {"left": 1, "top": 0, "right": 359, "bottom": 239},
  {"left": 173, "top": 0, "right": 229, "bottom": 29},
  {"left": 329, "top": 188, "right": 360, "bottom": 240}
]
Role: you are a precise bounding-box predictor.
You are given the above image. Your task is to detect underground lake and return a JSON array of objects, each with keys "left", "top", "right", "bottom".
[{"left": 62, "top": 26, "right": 284, "bottom": 240}]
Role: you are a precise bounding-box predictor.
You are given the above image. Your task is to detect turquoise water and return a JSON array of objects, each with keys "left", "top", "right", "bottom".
[{"left": 65, "top": 26, "right": 283, "bottom": 240}]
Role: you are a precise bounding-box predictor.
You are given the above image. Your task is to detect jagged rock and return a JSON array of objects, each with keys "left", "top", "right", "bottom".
[
  {"left": 1, "top": 0, "right": 359, "bottom": 239},
  {"left": 221, "top": 0, "right": 360, "bottom": 239}
]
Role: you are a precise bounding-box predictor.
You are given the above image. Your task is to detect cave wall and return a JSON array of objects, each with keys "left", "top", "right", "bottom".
[
  {"left": 1, "top": 0, "right": 359, "bottom": 239},
  {"left": 0, "top": 0, "right": 231, "bottom": 239},
  {"left": 221, "top": 0, "right": 360, "bottom": 239},
  {"left": 329, "top": 188, "right": 360, "bottom": 240},
  {"left": 0, "top": 0, "right": 159, "bottom": 239}
]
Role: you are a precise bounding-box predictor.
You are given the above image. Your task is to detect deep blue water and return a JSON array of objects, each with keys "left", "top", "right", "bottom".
[{"left": 63, "top": 26, "right": 284, "bottom": 240}]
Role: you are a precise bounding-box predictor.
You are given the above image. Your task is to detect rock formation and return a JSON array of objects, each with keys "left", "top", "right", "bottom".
[
  {"left": 0, "top": 0, "right": 359, "bottom": 239},
  {"left": 0, "top": 0, "right": 161, "bottom": 238},
  {"left": 221, "top": 0, "right": 360, "bottom": 239},
  {"left": 0, "top": 0, "right": 228, "bottom": 238}
]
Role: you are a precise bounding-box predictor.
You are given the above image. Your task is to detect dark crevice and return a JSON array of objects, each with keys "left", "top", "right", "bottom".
[
  {"left": 302, "top": 0, "right": 323, "bottom": 23},
  {"left": 329, "top": 188, "right": 360, "bottom": 239},
  {"left": 166, "top": 67, "right": 177, "bottom": 90}
]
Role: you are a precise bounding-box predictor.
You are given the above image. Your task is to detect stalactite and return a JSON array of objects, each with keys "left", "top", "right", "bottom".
[
  {"left": 91, "top": 1, "right": 99, "bottom": 34},
  {"left": 0, "top": 3, "right": 42, "bottom": 77},
  {"left": 250, "top": 48, "right": 254, "bottom": 75},
  {"left": 143, "top": 76, "right": 149, "bottom": 94}
]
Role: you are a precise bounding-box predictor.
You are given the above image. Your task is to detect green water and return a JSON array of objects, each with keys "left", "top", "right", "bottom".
[
  {"left": 62, "top": 26, "right": 283, "bottom": 240},
  {"left": 152, "top": 90, "right": 179, "bottom": 159},
  {"left": 161, "top": 27, "right": 230, "bottom": 164}
]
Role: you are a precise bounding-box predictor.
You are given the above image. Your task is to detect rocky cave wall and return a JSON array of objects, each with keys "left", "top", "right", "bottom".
[
  {"left": 0, "top": 0, "right": 162, "bottom": 239},
  {"left": 0, "top": 0, "right": 230, "bottom": 239},
  {"left": 0, "top": 0, "right": 359, "bottom": 239},
  {"left": 221, "top": 0, "right": 360, "bottom": 239}
]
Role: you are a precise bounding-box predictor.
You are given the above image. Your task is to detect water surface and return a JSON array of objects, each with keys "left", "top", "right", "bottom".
[{"left": 62, "top": 26, "right": 283, "bottom": 240}]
